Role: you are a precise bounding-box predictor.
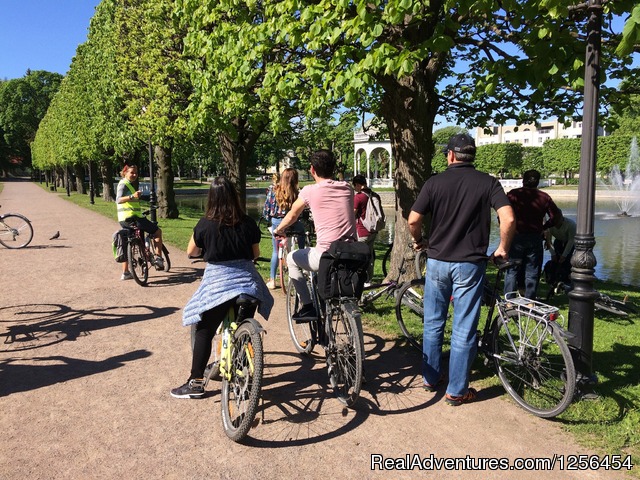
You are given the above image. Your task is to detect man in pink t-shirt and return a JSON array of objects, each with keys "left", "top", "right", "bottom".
[{"left": 273, "top": 150, "right": 356, "bottom": 320}]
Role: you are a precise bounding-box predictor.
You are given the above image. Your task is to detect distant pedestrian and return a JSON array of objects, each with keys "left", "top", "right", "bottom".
[
  {"left": 544, "top": 210, "right": 576, "bottom": 285},
  {"left": 504, "top": 169, "right": 560, "bottom": 300},
  {"left": 352, "top": 174, "right": 381, "bottom": 283}
]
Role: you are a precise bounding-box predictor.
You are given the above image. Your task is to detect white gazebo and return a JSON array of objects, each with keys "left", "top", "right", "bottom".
[{"left": 353, "top": 127, "right": 393, "bottom": 188}]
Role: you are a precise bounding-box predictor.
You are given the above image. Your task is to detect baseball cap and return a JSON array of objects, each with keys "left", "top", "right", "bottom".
[
  {"left": 442, "top": 133, "right": 476, "bottom": 155},
  {"left": 352, "top": 174, "right": 367, "bottom": 186}
]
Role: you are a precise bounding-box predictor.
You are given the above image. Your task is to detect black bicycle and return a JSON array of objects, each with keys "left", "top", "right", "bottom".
[
  {"left": 125, "top": 209, "right": 171, "bottom": 286},
  {"left": 285, "top": 261, "right": 365, "bottom": 407},
  {"left": 548, "top": 281, "right": 637, "bottom": 317}
]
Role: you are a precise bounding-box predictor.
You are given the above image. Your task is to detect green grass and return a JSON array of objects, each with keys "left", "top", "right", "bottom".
[{"left": 36, "top": 184, "right": 640, "bottom": 474}]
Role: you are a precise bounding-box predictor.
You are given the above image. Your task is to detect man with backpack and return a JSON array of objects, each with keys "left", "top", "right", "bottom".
[{"left": 353, "top": 174, "right": 385, "bottom": 283}]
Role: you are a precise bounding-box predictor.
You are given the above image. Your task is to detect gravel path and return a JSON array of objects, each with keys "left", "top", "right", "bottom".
[{"left": 0, "top": 179, "right": 628, "bottom": 479}]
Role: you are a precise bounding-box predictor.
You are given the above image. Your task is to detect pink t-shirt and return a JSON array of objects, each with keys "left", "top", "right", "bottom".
[{"left": 299, "top": 179, "right": 357, "bottom": 252}]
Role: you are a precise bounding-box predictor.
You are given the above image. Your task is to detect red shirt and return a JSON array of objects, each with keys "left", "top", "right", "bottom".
[
  {"left": 354, "top": 190, "right": 370, "bottom": 237},
  {"left": 507, "top": 187, "right": 560, "bottom": 234}
]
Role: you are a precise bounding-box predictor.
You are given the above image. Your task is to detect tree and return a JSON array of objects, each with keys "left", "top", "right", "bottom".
[
  {"left": 475, "top": 143, "right": 523, "bottom": 178},
  {"left": 541, "top": 138, "right": 581, "bottom": 184},
  {"left": 0, "top": 70, "right": 62, "bottom": 170},
  {"left": 194, "top": 0, "right": 637, "bottom": 277}
]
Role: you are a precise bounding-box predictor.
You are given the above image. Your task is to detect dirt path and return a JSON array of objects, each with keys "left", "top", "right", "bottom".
[{"left": 0, "top": 180, "right": 630, "bottom": 479}]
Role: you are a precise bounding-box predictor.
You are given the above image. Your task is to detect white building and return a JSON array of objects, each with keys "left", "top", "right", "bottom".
[{"left": 475, "top": 119, "right": 606, "bottom": 147}]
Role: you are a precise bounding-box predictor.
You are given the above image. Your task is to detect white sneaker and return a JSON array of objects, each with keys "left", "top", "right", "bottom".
[
  {"left": 266, "top": 280, "right": 276, "bottom": 290},
  {"left": 121, "top": 271, "right": 133, "bottom": 281}
]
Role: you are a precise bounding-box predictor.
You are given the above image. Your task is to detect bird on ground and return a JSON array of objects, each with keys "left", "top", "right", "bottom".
[{"left": 49, "top": 231, "right": 60, "bottom": 240}]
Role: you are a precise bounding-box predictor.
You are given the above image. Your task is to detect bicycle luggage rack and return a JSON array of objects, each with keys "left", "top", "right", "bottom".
[{"left": 504, "top": 292, "right": 564, "bottom": 324}]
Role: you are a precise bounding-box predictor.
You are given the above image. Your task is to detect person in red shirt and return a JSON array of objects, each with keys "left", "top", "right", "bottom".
[
  {"left": 504, "top": 169, "right": 560, "bottom": 300},
  {"left": 353, "top": 174, "right": 378, "bottom": 283}
]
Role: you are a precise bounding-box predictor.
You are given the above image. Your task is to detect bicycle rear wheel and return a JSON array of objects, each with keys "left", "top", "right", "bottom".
[
  {"left": 327, "top": 300, "right": 364, "bottom": 407},
  {"left": 0, "top": 214, "right": 33, "bottom": 249},
  {"left": 492, "top": 310, "right": 576, "bottom": 418},
  {"left": 221, "top": 321, "right": 263, "bottom": 442},
  {"left": 127, "top": 239, "right": 148, "bottom": 286},
  {"left": 162, "top": 245, "right": 171, "bottom": 272},
  {"left": 286, "top": 279, "right": 315, "bottom": 354},
  {"left": 395, "top": 278, "right": 424, "bottom": 352}
]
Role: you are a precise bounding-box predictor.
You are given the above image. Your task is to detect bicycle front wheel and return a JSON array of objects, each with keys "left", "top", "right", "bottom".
[
  {"left": 395, "top": 278, "right": 425, "bottom": 352},
  {"left": 286, "top": 279, "right": 315, "bottom": 354},
  {"left": 221, "top": 321, "right": 264, "bottom": 442},
  {"left": 0, "top": 214, "right": 33, "bottom": 249},
  {"left": 279, "top": 255, "right": 288, "bottom": 293},
  {"left": 327, "top": 300, "right": 364, "bottom": 407},
  {"left": 127, "top": 239, "right": 148, "bottom": 286},
  {"left": 492, "top": 310, "right": 576, "bottom": 418}
]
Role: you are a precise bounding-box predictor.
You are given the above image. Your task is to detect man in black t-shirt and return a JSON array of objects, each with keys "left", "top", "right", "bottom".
[{"left": 408, "top": 133, "right": 515, "bottom": 407}]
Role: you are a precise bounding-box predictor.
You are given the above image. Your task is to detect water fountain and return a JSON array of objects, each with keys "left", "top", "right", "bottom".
[{"left": 607, "top": 137, "right": 640, "bottom": 217}]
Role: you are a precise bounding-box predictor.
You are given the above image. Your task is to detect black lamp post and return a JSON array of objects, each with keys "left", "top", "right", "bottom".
[
  {"left": 567, "top": 0, "right": 602, "bottom": 394},
  {"left": 148, "top": 138, "right": 157, "bottom": 223}
]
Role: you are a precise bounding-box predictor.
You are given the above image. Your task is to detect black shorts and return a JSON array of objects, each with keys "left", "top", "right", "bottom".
[{"left": 120, "top": 216, "right": 159, "bottom": 235}]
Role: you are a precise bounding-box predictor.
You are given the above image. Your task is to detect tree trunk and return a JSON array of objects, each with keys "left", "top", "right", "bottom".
[
  {"left": 74, "top": 164, "right": 86, "bottom": 194},
  {"left": 218, "top": 119, "right": 261, "bottom": 210},
  {"left": 378, "top": 69, "right": 439, "bottom": 282},
  {"left": 154, "top": 144, "right": 179, "bottom": 219},
  {"left": 101, "top": 162, "right": 116, "bottom": 202}
]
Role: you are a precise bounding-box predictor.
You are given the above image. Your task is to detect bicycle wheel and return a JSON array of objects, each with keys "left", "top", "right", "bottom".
[
  {"left": 381, "top": 243, "right": 393, "bottom": 277},
  {"left": 492, "top": 310, "right": 576, "bottom": 418},
  {"left": 162, "top": 244, "right": 171, "bottom": 272},
  {"left": 0, "top": 214, "right": 34, "bottom": 249},
  {"left": 415, "top": 250, "right": 427, "bottom": 280},
  {"left": 395, "top": 278, "right": 424, "bottom": 351},
  {"left": 221, "top": 321, "right": 264, "bottom": 442},
  {"left": 286, "top": 279, "right": 315, "bottom": 354},
  {"left": 127, "top": 239, "right": 148, "bottom": 286},
  {"left": 327, "top": 300, "right": 364, "bottom": 407},
  {"left": 257, "top": 217, "right": 270, "bottom": 239},
  {"left": 279, "top": 254, "right": 288, "bottom": 294}
]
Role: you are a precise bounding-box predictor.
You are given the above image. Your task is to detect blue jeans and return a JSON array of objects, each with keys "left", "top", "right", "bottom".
[
  {"left": 270, "top": 218, "right": 305, "bottom": 280},
  {"left": 504, "top": 233, "right": 543, "bottom": 299},
  {"left": 423, "top": 258, "right": 487, "bottom": 397}
]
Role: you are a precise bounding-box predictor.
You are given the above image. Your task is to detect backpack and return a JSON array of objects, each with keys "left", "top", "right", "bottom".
[
  {"left": 112, "top": 229, "right": 129, "bottom": 262},
  {"left": 317, "top": 240, "right": 371, "bottom": 300},
  {"left": 361, "top": 192, "right": 386, "bottom": 233}
]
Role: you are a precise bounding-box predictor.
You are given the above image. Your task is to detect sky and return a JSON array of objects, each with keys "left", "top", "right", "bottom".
[{"left": 0, "top": 0, "right": 102, "bottom": 80}]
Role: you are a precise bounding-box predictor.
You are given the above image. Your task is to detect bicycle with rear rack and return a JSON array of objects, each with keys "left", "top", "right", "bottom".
[
  {"left": 190, "top": 294, "right": 265, "bottom": 442},
  {"left": 0, "top": 205, "right": 33, "bottom": 249},
  {"left": 125, "top": 208, "right": 171, "bottom": 286},
  {"left": 396, "top": 259, "right": 576, "bottom": 418},
  {"left": 285, "top": 253, "right": 366, "bottom": 407}
]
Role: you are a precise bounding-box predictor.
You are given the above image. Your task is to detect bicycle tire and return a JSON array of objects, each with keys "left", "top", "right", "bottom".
[
  {"left": 381, "top": 243, "right": 393, "bottom": 277},
  {"left": 0, "top": 214, "right": 34, "bottom": 249},
  {"left": 415, "top": 250, "right": 427, "bottom": 280},
  {"left": 327, "top": 300, "right": 364, "bottom": 407},
  {"left": 162, "top": 244, "right": 171, "bottom": 272},
  {"left": 221, "top": 320, "right": 264, "bottom": 442},
  {"left": 127, "top": 238, "right": 148, "bottom": 286},
  {"left": 286, "top": 279, "right": 315, "bottom": 354},
  {"left": 395, "top": 278, "right": 424, "bottom": 352},
  {"left": 257, "top": 217, "right": 271, "bottom": 239},
  {"left": 492, "top": 310, "right": 576, "bottom": 418},
  {"left": 279, "top": 255, "right": 288, "bottom": 294}
]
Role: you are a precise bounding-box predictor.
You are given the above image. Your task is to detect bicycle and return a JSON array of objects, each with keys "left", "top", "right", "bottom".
[
  {"left": 359, "top": 243, "right": 416, "bottom": 308},
  {"left": 275, "top": 227, "right": 310, "bottom": 294},
  {"left": 285, "top": 252, "right": 367, "bottom": 407},
  {"left": 125, "top": 209, "right": 171, "bottom": 286},
  {"left": 0, "top": 206, "right": 34, "bottom": 249},
  {"left": 547, "top": 281, "right": 637, "bottom": 317},
  {"left": 480, "top": 260, "right": 576, "bottom": 417},
  {"left": 190, "top": 294, "right": 265, "bottom": 442}
]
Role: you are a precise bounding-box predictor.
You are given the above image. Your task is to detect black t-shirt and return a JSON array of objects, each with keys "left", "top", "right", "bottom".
[
  {"left": 193, "top": 214, "right": 260, "bottom": 263},
  {"left": 411, "top": 163, "right": 510, "bottom": 262}
]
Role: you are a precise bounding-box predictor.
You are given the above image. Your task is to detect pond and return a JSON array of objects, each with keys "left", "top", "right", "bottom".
[{"left": 177, "top": 194, "right": 640, "bottom": 287}]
